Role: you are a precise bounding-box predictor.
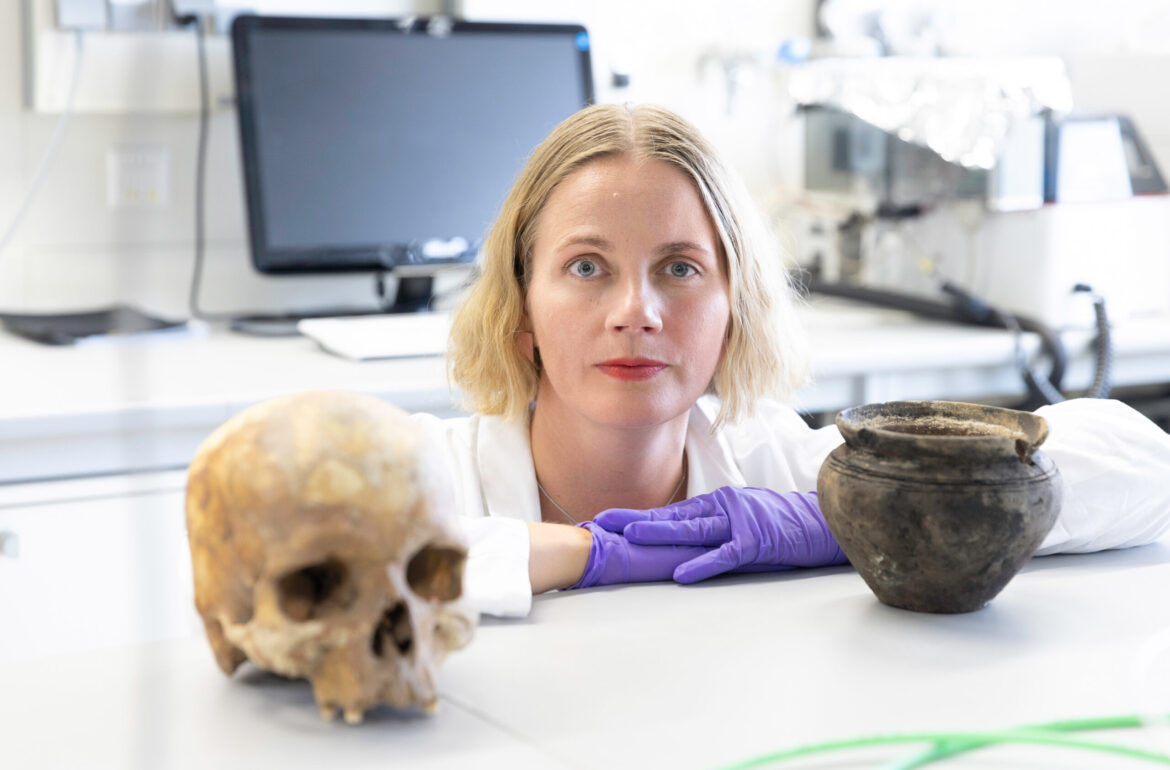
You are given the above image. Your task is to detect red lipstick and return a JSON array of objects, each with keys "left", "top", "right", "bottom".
[{"left": 596, "top": 358, "right": 668, "bottom": 382}]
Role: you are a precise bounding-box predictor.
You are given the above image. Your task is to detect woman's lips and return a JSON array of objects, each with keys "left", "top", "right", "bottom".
[{"left": 596, "top": 358, "right": 668, "bottom": 382}]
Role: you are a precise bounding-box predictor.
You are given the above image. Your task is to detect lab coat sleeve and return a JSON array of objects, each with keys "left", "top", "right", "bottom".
[
  {"left": 412, "top": 411, "right": 534, "bottom": 619},
  {"left": 457, "top": 517, "right": 533, "bottom": 619},
  {"left": 1034, "top": 398, "right": 1170, "bottom": 555},
  {"left": 723, "top": 399, "right": 845, "bottom": 493}
]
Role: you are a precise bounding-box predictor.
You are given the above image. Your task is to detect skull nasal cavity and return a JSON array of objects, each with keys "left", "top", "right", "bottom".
[
  {"left": 372, "top": 601, "right": 413, "bottom": 658},
  {"left": 277, "top": 558, "right": 351, "bottom": 622},
  {"left": 406, "top": 545, "right": 466, "bottom": 602}
]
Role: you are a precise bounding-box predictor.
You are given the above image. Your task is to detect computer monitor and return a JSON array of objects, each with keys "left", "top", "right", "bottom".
[{"left": 231, "top": 15, "right": 594, "bottom": 309}]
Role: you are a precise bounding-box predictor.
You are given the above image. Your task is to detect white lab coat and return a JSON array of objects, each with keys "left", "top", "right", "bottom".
[{"left": 412, "top": 397, "right": 1170, "bottom": 618}]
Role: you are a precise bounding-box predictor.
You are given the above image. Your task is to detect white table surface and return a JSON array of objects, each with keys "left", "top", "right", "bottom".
[
  {"left": 4, "top": 298, "right": 1170, "bottom": 484},
  {"left": 4, "top": 299, "right": 1170, "bottom": 768},
  {"left": 4, "top": 527, "right": 1170, "bottom": 770}
]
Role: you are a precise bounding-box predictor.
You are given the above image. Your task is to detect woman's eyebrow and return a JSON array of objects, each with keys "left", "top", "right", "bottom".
[
  {"left": 553, "top": 236, "right": 713, "bottom": 257},
  {"left": 556, "top": 234, "right": 612, "bottom": 252},
  {"left": 655, "top": 241, "right": 714, "bottom": 258}
]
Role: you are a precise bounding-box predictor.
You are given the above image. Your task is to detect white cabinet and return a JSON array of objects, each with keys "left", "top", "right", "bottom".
[{"left": 0, "top": 472, "right": 202, "bottom": 662}]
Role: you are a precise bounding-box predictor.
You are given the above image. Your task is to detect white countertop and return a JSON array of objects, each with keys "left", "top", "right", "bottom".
[
  {"left": 3, "top": 297, "right": 1169, "bottom": 483},
  {"left": 3, "top": 535, "right": 1170, "bottom": 769}
]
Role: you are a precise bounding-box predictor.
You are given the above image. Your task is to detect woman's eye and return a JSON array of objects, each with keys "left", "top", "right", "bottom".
[
  {"left": 569, "top": 259, "right": 599, "bottom": 278},
  {"left": 668, "top": 261, "right": 697, "bottom": 278}
]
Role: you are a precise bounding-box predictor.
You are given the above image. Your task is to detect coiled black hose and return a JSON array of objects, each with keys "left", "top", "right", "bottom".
[
  {"left": 801, "top": 279, "right": 1091, "bottom": 408},
  {"left": 1074, "top": 283, "right": 1113, "bottom": 400}
]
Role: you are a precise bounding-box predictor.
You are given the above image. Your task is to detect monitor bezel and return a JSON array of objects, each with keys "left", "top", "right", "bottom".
[{"left": 231, "top": 14, "right": 595, "bottom": 275}]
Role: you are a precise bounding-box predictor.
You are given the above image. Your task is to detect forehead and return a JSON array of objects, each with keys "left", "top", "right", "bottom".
[{"left": 533, "top": 155, "right": 719, "bottom": 248}]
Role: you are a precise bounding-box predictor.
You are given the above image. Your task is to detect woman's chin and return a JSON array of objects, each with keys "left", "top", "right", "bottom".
[{"left": 582, "top": 400, "right": 692, "bottom": 430}]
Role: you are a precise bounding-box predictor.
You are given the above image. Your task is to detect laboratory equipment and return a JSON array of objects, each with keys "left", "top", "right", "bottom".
[{"left": 791, "top": 57, "right": 1170, "bottom": 332}]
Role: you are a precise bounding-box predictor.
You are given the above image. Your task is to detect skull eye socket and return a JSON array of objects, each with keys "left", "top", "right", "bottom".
[
  {"left": 277, "top": 558, "right": 353, "bottom": 622},
  {"left": 406, "top": 545, "right": 466, "bottom": 602}
]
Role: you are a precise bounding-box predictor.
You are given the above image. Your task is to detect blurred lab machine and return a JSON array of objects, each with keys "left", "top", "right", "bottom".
[{"left": 789, "top": 57, "right": 1170, "bottom": 333}]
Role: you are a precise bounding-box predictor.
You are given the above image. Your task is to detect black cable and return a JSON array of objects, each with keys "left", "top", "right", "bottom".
[
  {"left": 804, "top": 280, "right": 976, "bottom": 324},
  {"left": 934, "top": 277, "right": 1071, "bottom": 407},
  {"left": 802, "top": 278, "right": 1070, "bottom": 408},
  {"left": 1002, "top": 312, "right": 1066, "bottom": 407},
  {"left": 1075, "top": 283, "right": 1113, "bottom": 399},
  {"left": 175, "top": 10, "right": 385, "bottom": 337},
  {"left": 174, "top": 10, "right": 234, "bottom": 325},
  {"left": 189, "top": 13, "right": 217, "bottom": 322}
]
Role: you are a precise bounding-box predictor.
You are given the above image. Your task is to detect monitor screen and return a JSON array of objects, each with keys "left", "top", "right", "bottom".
[{"left": 232, "top": 15, "right": 594, "bottom": 274}]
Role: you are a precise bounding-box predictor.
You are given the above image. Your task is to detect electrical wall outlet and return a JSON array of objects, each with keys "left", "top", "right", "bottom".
[{"left": 106, "top": 146, "right": 171, "bottom": 208}]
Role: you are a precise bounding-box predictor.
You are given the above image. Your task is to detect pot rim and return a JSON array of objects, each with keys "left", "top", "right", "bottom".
[{"left": 834, "top": 400, "right": 1049, "bottom": 463}]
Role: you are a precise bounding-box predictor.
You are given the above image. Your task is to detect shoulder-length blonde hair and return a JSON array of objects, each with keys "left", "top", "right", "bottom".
[{"left": 448, "top": 103, "right": 807, "bottom": 427}]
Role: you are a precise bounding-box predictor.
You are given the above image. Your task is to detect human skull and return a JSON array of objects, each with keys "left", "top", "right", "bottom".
[{"left": 185, "top": 390, "right": 476, "bottom": 724}]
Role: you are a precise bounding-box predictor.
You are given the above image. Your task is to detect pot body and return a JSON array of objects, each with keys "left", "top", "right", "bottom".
[{"left": 817, "top": 401, "right": 1062, "bottom": 613}]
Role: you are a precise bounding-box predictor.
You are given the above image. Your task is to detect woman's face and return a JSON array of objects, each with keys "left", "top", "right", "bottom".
[{"left": 524, "top": 155, "right": 731, "bottom": 429}]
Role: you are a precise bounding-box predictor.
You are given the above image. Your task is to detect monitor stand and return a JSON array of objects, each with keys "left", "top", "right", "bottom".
[
  {"left": 229, "top": 273, "right": 435, "bottom": 337},
  {"left": 376, "top": 273, "right": 433, "bottom": 314}
]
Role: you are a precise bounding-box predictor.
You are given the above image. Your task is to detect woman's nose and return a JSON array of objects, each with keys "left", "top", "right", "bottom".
[{"left": 607, "top": 277, "right": 662, "bottom": 334}]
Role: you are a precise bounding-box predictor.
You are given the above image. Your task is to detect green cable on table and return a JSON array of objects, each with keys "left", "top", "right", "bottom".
[
  {"left": 884, "top": 715, "right": 1156, "bottom": 770},
  {"left": 715, "top": 714, "right": 1170, "bottom": 770}
]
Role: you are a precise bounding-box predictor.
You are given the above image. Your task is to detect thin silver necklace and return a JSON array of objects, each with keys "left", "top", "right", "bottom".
[{"left": 536, "top": 463, "right": 687, "bottom": 525}]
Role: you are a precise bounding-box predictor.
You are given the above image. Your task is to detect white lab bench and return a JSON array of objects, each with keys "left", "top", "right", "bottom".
[
  {"left": 3, "top": 298, "right": 1170, "bottom": 768},
  {"left": 3, "top": 296, "right": 1169, "bottom": 485},
  {"left": 3, "top": 534, "right": 1170, "bottom": 769}
]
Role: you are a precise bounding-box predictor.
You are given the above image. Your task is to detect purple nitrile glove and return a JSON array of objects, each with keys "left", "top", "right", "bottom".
[
  {"left": 592, "top": 487, "right": 848, "bottom": 584},
  {"left": 567, "top": 522, "right": 710, "bottom": 590}
]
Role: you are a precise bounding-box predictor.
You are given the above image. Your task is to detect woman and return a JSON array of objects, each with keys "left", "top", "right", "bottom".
[{"left": 414, "top": 103, "right": 1170, "bottom": 618}]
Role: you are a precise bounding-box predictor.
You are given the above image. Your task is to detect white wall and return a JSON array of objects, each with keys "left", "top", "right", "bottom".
[{"left": 1, "top": 0, "right": 1167, "bottom": 318}]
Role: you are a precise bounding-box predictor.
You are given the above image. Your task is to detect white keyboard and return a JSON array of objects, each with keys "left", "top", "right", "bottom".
[{"left": 297, "top": 312, "right": 451, "bottom": 360}]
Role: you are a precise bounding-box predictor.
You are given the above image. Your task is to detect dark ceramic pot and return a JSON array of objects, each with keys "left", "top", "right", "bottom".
[{"left": 817, "top": 400, "right": 1062, "bottom": 613}]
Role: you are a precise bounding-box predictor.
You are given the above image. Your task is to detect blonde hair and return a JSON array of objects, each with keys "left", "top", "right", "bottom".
[{"left": 448, "top": 103, "right": 808, "bottom": 427}]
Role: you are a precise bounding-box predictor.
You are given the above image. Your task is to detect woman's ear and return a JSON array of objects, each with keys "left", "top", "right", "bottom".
[
  {"left": 517, "top": 310, "right": 536, "bottom": 364},
  {"left": 517, "top": 331, "right": 536, "bottom": 364},
  {"left": 718, "top": 317, "right": 732, "bottom": 366}
]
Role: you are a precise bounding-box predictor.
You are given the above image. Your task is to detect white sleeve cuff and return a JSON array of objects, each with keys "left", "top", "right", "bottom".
[
  {"left": 457, "top": 516, "right": 533, "bottom": 618},
  {"left": 1034, "top": 398, "right": 1170, "bottom": 555}
]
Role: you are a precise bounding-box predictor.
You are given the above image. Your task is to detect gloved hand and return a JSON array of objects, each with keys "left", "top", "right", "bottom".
[
  {"left": 568, "top": 522, "right": 710, "bottom": 589},
  {"left": 593, "top": 487, "right": 848, "bottom": 584}
]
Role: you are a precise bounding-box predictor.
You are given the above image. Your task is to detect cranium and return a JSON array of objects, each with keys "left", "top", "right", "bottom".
[{"left": 185, "top": 390, "right": 475, "bottom": 723}]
